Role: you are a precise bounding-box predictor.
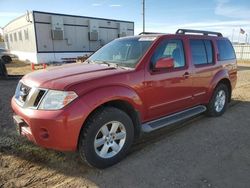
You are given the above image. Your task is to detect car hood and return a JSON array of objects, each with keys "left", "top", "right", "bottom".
[{"left": 22, "top": 63, "right": 128, "bottom": 90}]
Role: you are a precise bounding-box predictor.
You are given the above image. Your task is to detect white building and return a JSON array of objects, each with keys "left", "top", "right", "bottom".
[{"left": 3, "top": 11, "right": 134, "bottom": 63}]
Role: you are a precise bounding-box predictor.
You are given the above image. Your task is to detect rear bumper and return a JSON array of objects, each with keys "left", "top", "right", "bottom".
[{"left": 11, "top": 97, "right": 90, "bottom": 151}]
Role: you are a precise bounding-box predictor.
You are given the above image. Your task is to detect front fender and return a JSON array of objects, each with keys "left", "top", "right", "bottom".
[
  {"left": 82, "top": 85, "right": 143, "bottom": 111},
  {"left": 77, "top": 85, "right": 145, "bottom": 125}
]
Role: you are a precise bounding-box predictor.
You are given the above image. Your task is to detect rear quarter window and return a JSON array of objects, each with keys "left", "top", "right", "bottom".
[{"left": 216, "top": 40, "right": 236, "bottom": 61}]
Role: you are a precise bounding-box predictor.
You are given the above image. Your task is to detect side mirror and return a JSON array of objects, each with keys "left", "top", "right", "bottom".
[{"left": 155, "top": 57, "right": 174, "bottom": 69}]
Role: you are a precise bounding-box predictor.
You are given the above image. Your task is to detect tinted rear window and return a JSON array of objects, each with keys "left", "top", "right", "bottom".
[
  {"left": 190, "top": 39, "right": 213, "bottom": 65},
  {"left": 217, "top": 40, "right": 236, "bottom": 61}
]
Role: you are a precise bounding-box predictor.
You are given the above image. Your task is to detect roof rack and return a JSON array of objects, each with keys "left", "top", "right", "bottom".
[
  {"left": 176, "top": 29, "right": 223, "bottom": 37},
  {"left": 139, "top": 32, "right": 165, "bottom": 35}
]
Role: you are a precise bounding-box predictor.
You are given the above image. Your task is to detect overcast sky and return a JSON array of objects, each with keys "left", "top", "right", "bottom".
[{"left": 0, "top": 0, "right": 250, "bottom": 42}]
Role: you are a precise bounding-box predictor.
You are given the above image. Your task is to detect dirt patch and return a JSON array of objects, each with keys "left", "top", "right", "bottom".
[
  {"left": 0, "top": 66, "right": 250, "bottom": 187},
  {"left": 238, "top": 60, "right": 250, "bottom": 65},
  {"left": 5, "top": 60, "right": 31, "bottom": 75}
]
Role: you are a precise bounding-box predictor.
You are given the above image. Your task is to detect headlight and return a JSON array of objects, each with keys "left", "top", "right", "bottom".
[{"left": 38, "top": 90, "right": 78, "bottom": 110}]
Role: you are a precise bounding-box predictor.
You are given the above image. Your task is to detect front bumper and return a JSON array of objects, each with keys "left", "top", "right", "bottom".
[{"left": 11, "top": 97, "right": 90, "bottom": 151}]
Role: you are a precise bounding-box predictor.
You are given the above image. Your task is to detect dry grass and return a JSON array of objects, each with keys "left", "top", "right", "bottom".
[
  {"left": 237, "top": 60, "right": 250, "bottom": 66},
  {"left": 6, "top": 60, "right": 31, "bottom": 75},
  {"left": 6, "top": 60, "right": 47, "bottom": 75}
]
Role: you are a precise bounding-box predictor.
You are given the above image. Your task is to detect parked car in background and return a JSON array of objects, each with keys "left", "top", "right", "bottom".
[
  {"left": 0, "top": 48, "right": 18, "bottom": 63},
  {"left": 12, "top": 29, "right": 237, "bottom": 168}
]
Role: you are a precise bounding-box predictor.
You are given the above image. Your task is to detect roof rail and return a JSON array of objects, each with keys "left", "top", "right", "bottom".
[
  {"left": 176, "top": 29, "right": 223, "bottom": 37},
  {"left": 139, "top": 32, "right": 165, "bottom": 35}
]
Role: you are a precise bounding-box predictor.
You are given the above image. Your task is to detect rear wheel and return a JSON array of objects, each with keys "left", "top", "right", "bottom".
[
  {"left": 206, "top": 84, "right": 229, "bottom": 117},
  {"left": 78, "top": 107, "right": 134, "bottom": 168}
]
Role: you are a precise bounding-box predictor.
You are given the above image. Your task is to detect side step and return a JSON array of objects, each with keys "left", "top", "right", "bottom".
[{"left": 142, "top": 105, "right": 207, "bottom": 133}]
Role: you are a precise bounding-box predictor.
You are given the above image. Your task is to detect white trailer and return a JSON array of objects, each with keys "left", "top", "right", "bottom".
[{"left": 3, "top": 11, "right": 134, "bottom": 64}]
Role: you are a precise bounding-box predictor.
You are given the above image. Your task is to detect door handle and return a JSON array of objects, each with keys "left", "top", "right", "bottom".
[{"left": 183, "top": 72, "right": 190, "bottom": 78}]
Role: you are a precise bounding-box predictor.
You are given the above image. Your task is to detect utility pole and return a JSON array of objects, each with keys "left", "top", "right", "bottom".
[{"left": 142, "top": 0, "right": 145, "bottom": 33}]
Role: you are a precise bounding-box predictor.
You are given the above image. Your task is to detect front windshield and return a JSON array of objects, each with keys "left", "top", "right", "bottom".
[{"left": 88, "top": 37, "right": 155, "bottom": 68}]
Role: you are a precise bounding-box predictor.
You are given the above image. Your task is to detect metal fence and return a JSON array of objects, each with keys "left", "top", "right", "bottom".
[{"left": 233, "top": 44, "right": 250, "bottom": 60}]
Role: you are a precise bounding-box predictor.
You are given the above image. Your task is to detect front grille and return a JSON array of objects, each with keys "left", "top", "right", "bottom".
[{"left": 15, "top": 82, "right": 47, "bottom": 108}]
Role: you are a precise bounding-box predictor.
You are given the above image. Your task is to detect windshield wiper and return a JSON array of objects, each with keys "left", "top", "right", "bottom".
[
  {"left": 86, "top": 60, "right": 133, "bottom": 70},
  {"left": 100, "top": 62, "right": 132, "bottom": 70},
  {"left": 95, "top": 61, "right": 118, "bottom": 68},
  {"left": 85, "top": 60, "right": 118, "bottom": 68}
]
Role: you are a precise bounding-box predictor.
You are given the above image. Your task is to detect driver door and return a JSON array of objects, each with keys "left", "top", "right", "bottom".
[{"left": 144, "top": 38, "right": 194, "bottom": 121}]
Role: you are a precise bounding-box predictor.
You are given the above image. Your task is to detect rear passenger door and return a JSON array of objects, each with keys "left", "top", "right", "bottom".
[{"left": 189, "top": 39, "right": 215, "bottom": 104}]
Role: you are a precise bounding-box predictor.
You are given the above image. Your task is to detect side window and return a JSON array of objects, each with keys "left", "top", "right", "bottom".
[
  {"left": 190, "top": 39, "right": 213, "bottom": 65},
  {"left": 151, "top": 39, "right": 185, "bottom": 69},
  {"left": 217, "top": 40, "right": 236, "bottom": 61}
]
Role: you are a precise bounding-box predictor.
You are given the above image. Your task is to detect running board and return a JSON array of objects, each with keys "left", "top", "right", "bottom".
[{"left": 142, "top": 105, "right": 207, "bottom": 133}]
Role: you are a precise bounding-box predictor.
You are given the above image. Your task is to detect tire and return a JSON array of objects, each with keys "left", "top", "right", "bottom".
[
  {"left": 78, "top": 107, "right": 134, "bottom": 168},
  {"left": 1, "top": 56, "right": 12, "bottom": 64},
  {"left": 206, "top": 84, "right": 229, "bottom": 117},
  {"left": 0, "top": 60, "right": 8, "bottom": 77}
]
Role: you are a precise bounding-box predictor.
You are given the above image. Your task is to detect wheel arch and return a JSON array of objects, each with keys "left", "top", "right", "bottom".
[
  {"left": 208, "top": 69, "right": 232, "bottom": 103},
  {"left": 76, "top": 86, "right": 144, "bottom": 150},
  {"left": 209, "top": 77, "right": 232, "bottom": 103},
  {"left": 77, "top": 99, "right": 142, "bottom": 149}
]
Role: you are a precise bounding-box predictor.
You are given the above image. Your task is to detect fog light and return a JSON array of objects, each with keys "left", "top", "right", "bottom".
[{"left": 39, "top": 128, "right": 49, "bottom": 139}]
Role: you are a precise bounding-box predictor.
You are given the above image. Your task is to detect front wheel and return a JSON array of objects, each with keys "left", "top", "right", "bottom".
[
  {"left": 206, "top": 84, "right": 229, "bottom": 117},
  {"left": 78, "top": 107, "right": 134, "bottom": 168}
]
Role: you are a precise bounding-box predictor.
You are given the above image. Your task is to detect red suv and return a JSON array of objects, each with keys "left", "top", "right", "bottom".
[{"left": 12, "top": 29, "right": 237, "bottom": 168}]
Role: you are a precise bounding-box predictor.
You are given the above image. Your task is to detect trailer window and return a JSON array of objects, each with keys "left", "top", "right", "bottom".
[
  {"left": 18, "top": 31, "right": 22, "bottom": 41},
  {"left": 14, "top": 33, "right": 17, "bottom": 42},
  {"left": 10, "top": 34, "right": 13, "bottom": 42},
  {"left": 24, "top": 29, "right": 29, "bottom": 40}
]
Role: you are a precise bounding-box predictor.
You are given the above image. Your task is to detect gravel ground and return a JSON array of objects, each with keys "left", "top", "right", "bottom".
[{"left": 0, "top": 65, "right": 250, "bottom": 188}]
